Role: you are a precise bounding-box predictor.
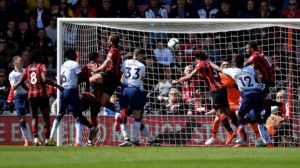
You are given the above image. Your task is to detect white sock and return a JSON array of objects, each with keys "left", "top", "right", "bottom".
[
  {"left": 133, "top": 121, "right": 141, "bottom": 143},
  {"left": 75, "top": 121, "right": 83, "bottom": 145},
  {"left": 120, "top": 124, "right": 129, "bottom": 140},
  {"left": 20, "top": 126, "right": 29, "bottom": 142},
  {"left": 257, "top": 124, "right": 268, "bottom": 144},
  {"left": 50, "top": 118, "right": 61, "bottom": 139},
  {"left": 141, "top": 125, "right": 155, "bottom": 142}
]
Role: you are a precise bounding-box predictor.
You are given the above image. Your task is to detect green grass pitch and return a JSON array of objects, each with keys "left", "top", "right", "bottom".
[{"left": 0, "top": 146, "right": 299, "bottom": 168}]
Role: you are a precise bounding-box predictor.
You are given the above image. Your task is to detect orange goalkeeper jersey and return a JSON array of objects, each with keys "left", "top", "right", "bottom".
[
  {"left": 266, "top": 114, "right": 284, "bottom": 136},
  {"left": 219, "top": 72, "right": 240, "bottom": 111}
]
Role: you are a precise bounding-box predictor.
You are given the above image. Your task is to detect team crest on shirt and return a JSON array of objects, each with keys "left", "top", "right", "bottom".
[{"left": 42, "top": 66, "right": 47, "bottom": 71}]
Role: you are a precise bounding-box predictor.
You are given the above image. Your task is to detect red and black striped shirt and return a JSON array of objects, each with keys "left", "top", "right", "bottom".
[
  {"left": 106, "top": 46, "right": 121, "bottom": 79},
  {"left": 249, "top": 51, "right": 275, "bottom": 85},
  {"left": 195, "top": 61, "right": 223, "bottom": 92},
  {"left": 22, "top": 63, "right": 48, "bottom": 98},
  {"left": 82, "top": 62, "right": 100, "bottom": 93}
]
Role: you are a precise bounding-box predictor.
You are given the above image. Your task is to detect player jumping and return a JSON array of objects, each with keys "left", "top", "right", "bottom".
[{"left": 89, "top": 34, "right": 122, "bottom": 112}]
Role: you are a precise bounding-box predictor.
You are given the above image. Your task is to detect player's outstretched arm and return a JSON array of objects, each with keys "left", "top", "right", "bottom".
[
  {"left": 244, "top": 57, "right": 253, "bottom": 67},
  {"left": 93, "top": 58, "right": 111, "bottom": 73},
  {"left": 41, "top": 73, "right": 64, "bottom": 91},
  {"left": 209, "top": 60, "right": 222, "bottom": 72},
  {"left": 172, "top": 68, "right": 198, "bottom": 85},
  {"left": 45, "top": 79, "right": 64, "bottom": 92}
]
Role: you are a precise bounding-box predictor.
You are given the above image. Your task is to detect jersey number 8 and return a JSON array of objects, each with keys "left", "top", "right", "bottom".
[{"left": 30, "top": 72, "right": 37, "bottom": 85}]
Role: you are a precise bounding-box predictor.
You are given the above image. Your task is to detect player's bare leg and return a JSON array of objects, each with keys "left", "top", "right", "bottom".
[{"left": 89, "top": 73, "right": 103, "bottom": 84}]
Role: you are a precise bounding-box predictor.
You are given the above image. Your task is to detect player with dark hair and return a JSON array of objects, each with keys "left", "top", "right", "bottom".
[
  {"left": 172, "top": 51, "right": 236, "bottom": 146},
  {"left": 80, "top": 51, "right": 102, "bottom": 145},
  {"left": 210, "top": 55, "right": 273, "bottom": 147},
  {"left": 14, "top": 50, "right": 64, "bottom": 146},
  {"left": 49, "top": 48, "right": 98, "bottom": 146},
  {"left": 89, "top": 34, "right": 122, "bottom": 111},
  {"left": 205, "top": 58, "right": 241, "bottom": 146},
  {"left": 244, "top": 41, "right": 276, "bottom": 121}
]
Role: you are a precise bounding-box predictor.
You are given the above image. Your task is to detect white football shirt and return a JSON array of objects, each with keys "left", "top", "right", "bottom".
[
  {"left": 9, "top": 69, "right": 28, "bottom": 96},
  {"left": 61, "top": 60, "right": 81, "bottom": 89},
  {"left": 222, "top": 66, "right": 261, "bottom": 93},
  {"left": 121, "top": 59, "right": 145, "bottom": 90}
]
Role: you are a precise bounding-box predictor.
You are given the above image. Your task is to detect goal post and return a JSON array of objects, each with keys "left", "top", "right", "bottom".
[{"left": 57, "top": 18, "right": 300, "bottom": 147}]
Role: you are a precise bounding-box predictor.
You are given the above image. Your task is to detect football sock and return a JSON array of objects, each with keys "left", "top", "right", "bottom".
[
  {"left": 75, "top": 119, "right": 83, "bottom": 145},
  {"left": 120, "top": 124, "right": 129, "bottom": 140},
  {"left": 229, "top": 113, "right": 239, "bottom": 127},
  {"left": 211, "top": 119, "right": 220, "bottom": 138},
  {"left": 237, "top": 125, "right": 247, "bottom": 142},
  {"left": 141, "top": 124, "right": 155, "bottom": 142},
  {"left": 50, "top": 115, "right": 63, "bottom": 139},
  {"left": 257, "top": 123, "right": 268, "bottom": 144},
  {"left": 120, "top": 108, "right": 126, "bottom": 123},
  {"left": 251, "top": 123, "right": 260, "bottom": 138},
  {"left": 79, "top": 115, "right": 92, "bottom": 129},
  {"left": 20, "top": 121, "right": 29, "bottom": 141},
  {"left": 133, "top": 121, "right": 141, "bottom": 143},
  {"left": 220, "top": 114, "right": 232, "bottom": 133}
]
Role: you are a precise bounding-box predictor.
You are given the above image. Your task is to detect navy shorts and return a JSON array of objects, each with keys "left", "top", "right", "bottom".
[
  {"left": 238, "top": 91, "right": 264, "bottom": 123},
  {"left": 59, "top": 88, "right": 81, "bottom": 115},
  {"left": 119, "top": 86, "right": 144, "bottom": 111},
  {"left": 14, "top": 94, "right": 29, "bottom": 116}
]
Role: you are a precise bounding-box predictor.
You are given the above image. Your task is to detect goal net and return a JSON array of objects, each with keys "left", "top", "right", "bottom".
[{"left": 56, "top": 19, "right": 300, "bottom": 147}]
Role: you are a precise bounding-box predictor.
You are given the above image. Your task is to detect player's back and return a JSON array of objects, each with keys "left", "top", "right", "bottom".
[
  {"left": 61, "top": 60, "right": 81, "bottom": 89},
  {"left": 24, "top": 63, "right": 47, "bottom": 98},
  {"left": 250, "top": 51, "right": 274, "bottom": 84},
  {"left": 122, "top": 59, "right": 145, "bottom": 89},
  {"left": 107, "top": 46, "right": 122, "bottom": 79},
  {"left": 223, "top": 66, "right": 261, "bottom": 95},
  {"left": 196, "top": 60, "right": 223, "bottom": 92}
]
